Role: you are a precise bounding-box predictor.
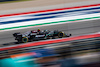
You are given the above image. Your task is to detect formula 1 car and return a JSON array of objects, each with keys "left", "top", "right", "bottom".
[{"left": 13, "top": 30, "right": 71, "bottom": 43}]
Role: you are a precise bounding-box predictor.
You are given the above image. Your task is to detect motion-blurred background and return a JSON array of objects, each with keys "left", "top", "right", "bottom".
[{"left": 0, "top": 0, "right": 100, "bottom": 67}]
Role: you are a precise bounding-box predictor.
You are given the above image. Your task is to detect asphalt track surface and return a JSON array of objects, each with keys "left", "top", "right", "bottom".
[{"left": 0, "top": 19, "right": 100, "bottom": 46}]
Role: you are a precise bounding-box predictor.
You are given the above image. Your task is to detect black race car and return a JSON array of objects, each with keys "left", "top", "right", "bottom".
[{"left": 13, "top": 30, "right": 71, "bottom": 43}]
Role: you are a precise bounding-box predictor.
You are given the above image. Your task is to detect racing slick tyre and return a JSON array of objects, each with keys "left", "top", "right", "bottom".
[
  {"left": 58, "top": 32, "right": 65, "bottom": 38},
  {"left": 22, "top": 37, "right": 28, "bottom": 43}
]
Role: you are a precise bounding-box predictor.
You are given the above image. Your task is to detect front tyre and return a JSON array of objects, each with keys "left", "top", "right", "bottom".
[
  {"left": 22, "top": 37, "right": 28, "bottom": 43},
  {"left": 58, "top": 32, "right": 65, "bottom": 38}
]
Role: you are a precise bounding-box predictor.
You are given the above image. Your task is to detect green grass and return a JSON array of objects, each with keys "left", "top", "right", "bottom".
[{"left": 0, "top": 0, "right": 33, "bottom": 4}]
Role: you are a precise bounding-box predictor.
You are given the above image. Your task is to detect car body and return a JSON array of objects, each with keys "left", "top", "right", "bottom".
[{"left": 13, "top": 30, "right": 71, "bottom": 43}]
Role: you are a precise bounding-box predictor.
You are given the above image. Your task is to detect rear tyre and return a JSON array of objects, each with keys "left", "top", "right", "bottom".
[{"left": 22, "top": 37, "right": 28, "bottom": 43}]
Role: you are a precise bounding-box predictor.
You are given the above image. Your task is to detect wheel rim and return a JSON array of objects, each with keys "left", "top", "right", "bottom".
[
  {"left": 58, "top": 32, "right": 64, "bottom": 38},
  {"left": 22, "top": 37, "right": 28, "bottom": 43}
]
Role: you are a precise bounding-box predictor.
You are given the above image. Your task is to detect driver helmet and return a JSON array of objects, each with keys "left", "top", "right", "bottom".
[{"left": 37, "top": 29, "right": 40, "bottom": 32}]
